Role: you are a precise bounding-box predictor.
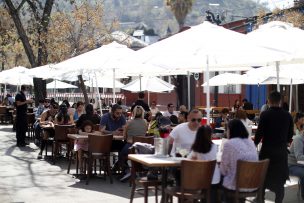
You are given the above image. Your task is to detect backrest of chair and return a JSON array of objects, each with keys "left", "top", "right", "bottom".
[
  {"left": 54, "top": 125, "right": 74, "bottom": 141},
  {"left": 27, "top": 113, "right": 35, "bottom": 124},
  {"left": 132, "top": 135, "right": 154, "bottom": 145},
  {"left": 88, "top": 134, "right": 113, "bottom": 154},
  {"left": 67, "top": 127, "right": 78, "bottom": 134},
  {"left": 181, "top": 160, "right": 216, "bottom": 191},
  {"left": 0, "top": 106, "right": 6, "bottom": 114},
  {"left": 236, "top": 159, "right": 269, "bottom": 190}
]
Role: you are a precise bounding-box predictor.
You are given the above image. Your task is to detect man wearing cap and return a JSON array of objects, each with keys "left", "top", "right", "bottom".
[{"left": 15, "top": 85, "right": 34, "bottom": 147}]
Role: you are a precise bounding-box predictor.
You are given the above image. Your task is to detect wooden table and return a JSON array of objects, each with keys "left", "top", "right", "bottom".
[
  {"left": 128, "top": 154, "right": 186, "bottom": 203},
  {"left": 67, "top": 133, "right": 124, "bottom": 141}
]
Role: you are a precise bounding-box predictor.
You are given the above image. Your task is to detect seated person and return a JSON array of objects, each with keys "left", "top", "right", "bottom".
[
  {"left": 74, "top": 120, "right": 100, "bottom": 174},
  {"left": 189, "top": 125, "right": 221, "bottom": 203},
  {"left": 54, "top": 104, "right": 74, "bottom": 125},
  {"left": 76, "top": 104, "right": 100, "bottom": 128},
  {"left": 214, "top": 108, "right": 229, "bottom": 128},
  {"left": 163, "top": 103, "right": 179, "bottom": 117},
  {"left": 37, "top": 102, "right": 59, "bottom": 159},
  {"left": 100, "top": 104, "right": 126, "bottom": 152},
  {"left": 169, "top": 115, "right": 179, "bottom": 125},
  {"left": 169, "top": 109, "right": 202, "bottom": 157},
  {"left": 288, "top": 127, "right": 304, "bottom": 200},
  {"left": 178, "top": 111, "right": 188, "bottom": 124},
  {"left": 235, "top": 109, "right": 254, "bottom": 137},
  {"left": 34, "top": 99, "right": 50, "bottom": 142},
  {"left": 73, "top": 101, "right": 84, "bottom": 122},
  {"left": 220, "top": 119, "right": 258, "bottom": 202},
  {"left": 147, "top": 112, "right": 163, "bottom": 136},
  {"left": 119, "top": 106, "right": 147, "bottom": 177},
  {"left": 294, "top": 112, "right": 304, "bottom": 136}
]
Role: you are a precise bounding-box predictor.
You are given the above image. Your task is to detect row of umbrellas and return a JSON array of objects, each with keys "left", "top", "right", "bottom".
[{"left": 0, "top": 21, "right": 303, "bottom": 122}]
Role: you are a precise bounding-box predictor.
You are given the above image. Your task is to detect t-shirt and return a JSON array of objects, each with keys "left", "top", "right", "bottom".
[
  {"left": 189, "top": 144, "right": 221, "bottom": 184},
  {"left": 126, "top": 118, "right": 147, "bottom": 143},
  {"left": 15, "top": 91, "right": 27, "bottom": 115},
  {"left": 169, "top": 122, "right": 197, "bottom": 156},
  {"left": 163, "top": 110, "right": 179, "bottom": 118},
  {"left": 100, "top": 112, "right": 126, "bottom": 131},
  {"left": 131, "top": 100, "right": 150, "bottom": 112},
  {"left": 76, "top": 113, "right": 101, "bottom": 128}
]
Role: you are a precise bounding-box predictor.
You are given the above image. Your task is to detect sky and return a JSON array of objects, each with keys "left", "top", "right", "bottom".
[{"left": 259, "top": 0, "right": 294, "bottom": 10}]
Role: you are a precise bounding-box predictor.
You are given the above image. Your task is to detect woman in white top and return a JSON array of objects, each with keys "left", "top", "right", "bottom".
[
  {"left": 235, "top": 109, "right": 254, "bottom": 137},
  {"left": 189, "top": 125, "right": 220, "bottom": 203}
]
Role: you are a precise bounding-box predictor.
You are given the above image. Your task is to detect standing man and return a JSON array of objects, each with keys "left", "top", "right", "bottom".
[
  {"left": 255, "top": 91, "right": 293, "bottom": 203},
  {"left": 131, "top": 91, "right": 150, "bottom": 112},
  {"left": 15, "top": 85, "right": 33, "bottom": 147}
]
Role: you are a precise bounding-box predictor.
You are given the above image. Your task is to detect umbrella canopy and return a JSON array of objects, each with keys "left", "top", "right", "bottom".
[
  {"left": 122, "top": 77, "right": 175, "bottom": 93},
  {"left": 247, "top": 21, "right": 304, "bottom": 63},
  {"left": 0, "top": 66, "right": 33, "bottom": 85},
  {"left": 202, "top": 73, "right": 255, "bottom": 86},
  {"left": 84, "top": 78, "right": 124, "bottom": 88},
  {"left": 53, "top": 41, "right": 135, "bottom": 74},
  {"left": 46, "top": 80, "right": 77, "bottom": 89},
  {"left": 133, "top": 21, "right": 289, "bottom": 71}
]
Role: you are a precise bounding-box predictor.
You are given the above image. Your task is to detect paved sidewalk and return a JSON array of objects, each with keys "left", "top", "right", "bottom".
[{"left": 0, "top": 125, "right": 302, "bottom": 203}]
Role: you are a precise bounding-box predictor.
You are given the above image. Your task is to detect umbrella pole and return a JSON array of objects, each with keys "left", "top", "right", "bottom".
[
  {"left": 113, "top": 69, "right": 116, "bottom": 104},
  {"left": 187, "top": 71, "right": 191, "bottom": 111},
  {"left": 276, "top": 61, "right": 280, "bottom": 92},
  {"left": 257, "top": 84, "right": 260, "bottom": 109},
  {"left": 54, "top": 79, "right": 57, "bottom": 100},
  {"left": 296, "top": 85, "right": 299, "bottom": 112},
  {"left": 206, "top": 56, "right": 210, "bottom": 125},
  {"left": 289, "top": 79, "right": 293, "bottom": 112},
  {"left": 139, "top": 74, "right": 142, "bottom": 91},
  {"left": 148, "top": 91, "right": 150, "bottom": 106},
  {"left": 4, "top": 84, "right": 6, "bottom": 95},
  {"left": 94, "top": 72, "right": 102, "bottom": 114}
]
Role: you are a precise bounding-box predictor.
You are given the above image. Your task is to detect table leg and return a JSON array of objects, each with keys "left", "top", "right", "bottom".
[{"left": 161, "top": 167, "right": 168, "bottom": 203}]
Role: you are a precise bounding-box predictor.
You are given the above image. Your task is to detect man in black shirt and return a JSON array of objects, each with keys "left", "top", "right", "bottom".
[
  {"left": 131, "top": 91, "right": 150, "bottom": 112},
  {"left": 255, "top": 91, "right": 293, "bottom": 203},
  {"left": 15, "top": 85, "right": 33, "bottom": 147}
]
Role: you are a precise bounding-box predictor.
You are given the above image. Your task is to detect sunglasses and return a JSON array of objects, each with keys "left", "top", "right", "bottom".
[{"left": 191, "top": 118, "right": 202, "bottom": 123}]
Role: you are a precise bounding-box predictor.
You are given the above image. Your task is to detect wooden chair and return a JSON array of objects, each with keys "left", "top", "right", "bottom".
[
  {"left": 132, "top": 136, "right": 154, "bottom": 145},
  {"left": 165, "top": 160, "right": 216, "bottom": 203},
  {"left": 0, "top": 106, "right": 7, "bottom": 123},
  {"left": 52, "top": 124, "right": 74, "bottom": 164},
  {"left": 129, "top": 146, "right": 161, "bottom": 203},
  {"left": 223, "top": 159, "right": 269, "bottom": 203},
  {"left": 26, "top": 113, "right": 35, "bottom": 139},
  {"left": 85, "top": 134, "right": 113, "bottom": 185}
]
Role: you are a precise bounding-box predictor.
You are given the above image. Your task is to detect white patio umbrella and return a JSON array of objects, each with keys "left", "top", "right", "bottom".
[
  {"left": 46, "top": 80, "right": 77, "bottom": 89},
  {"left": 201, "top": 73, "right": 255, "bottom": 86},
  {"left": 122, "top": 76, "right": 175, "bottom": 105},
  {"left": 0, "top": 66, "right": 33, "bottom": 86},
  {"left": 84, "top": 78, "right": 124, "bottom": 89},
  {"left": 247, "top": 21, "right": 304, "bottom": 91},
  {"left": 132, "top": 21, "right": 289, "bottom": 123}
]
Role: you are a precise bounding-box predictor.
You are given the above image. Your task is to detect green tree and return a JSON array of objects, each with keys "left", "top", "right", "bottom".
[
  {"left": 4, "top": 0, "right": 55, "bottom": 103},
  {"left": 166, "top": 0, "right": 194, "bottom": 29}
]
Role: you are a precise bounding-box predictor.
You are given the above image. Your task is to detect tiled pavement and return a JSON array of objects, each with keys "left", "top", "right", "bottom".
[{"left": 0, "top": 125, "right": 302, "bottom": 203}]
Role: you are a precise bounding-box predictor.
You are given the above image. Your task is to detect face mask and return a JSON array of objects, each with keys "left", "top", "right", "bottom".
[{"left": 23, "top": 91, "right": 28, "bottom": 95}]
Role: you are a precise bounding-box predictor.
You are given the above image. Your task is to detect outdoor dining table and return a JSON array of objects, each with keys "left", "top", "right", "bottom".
[
  {"left": 67, "top": 133, "right": 124, "bottom": 141},
  {"left": 128, "top": 154, "right": 186, "bottom": 203}
]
